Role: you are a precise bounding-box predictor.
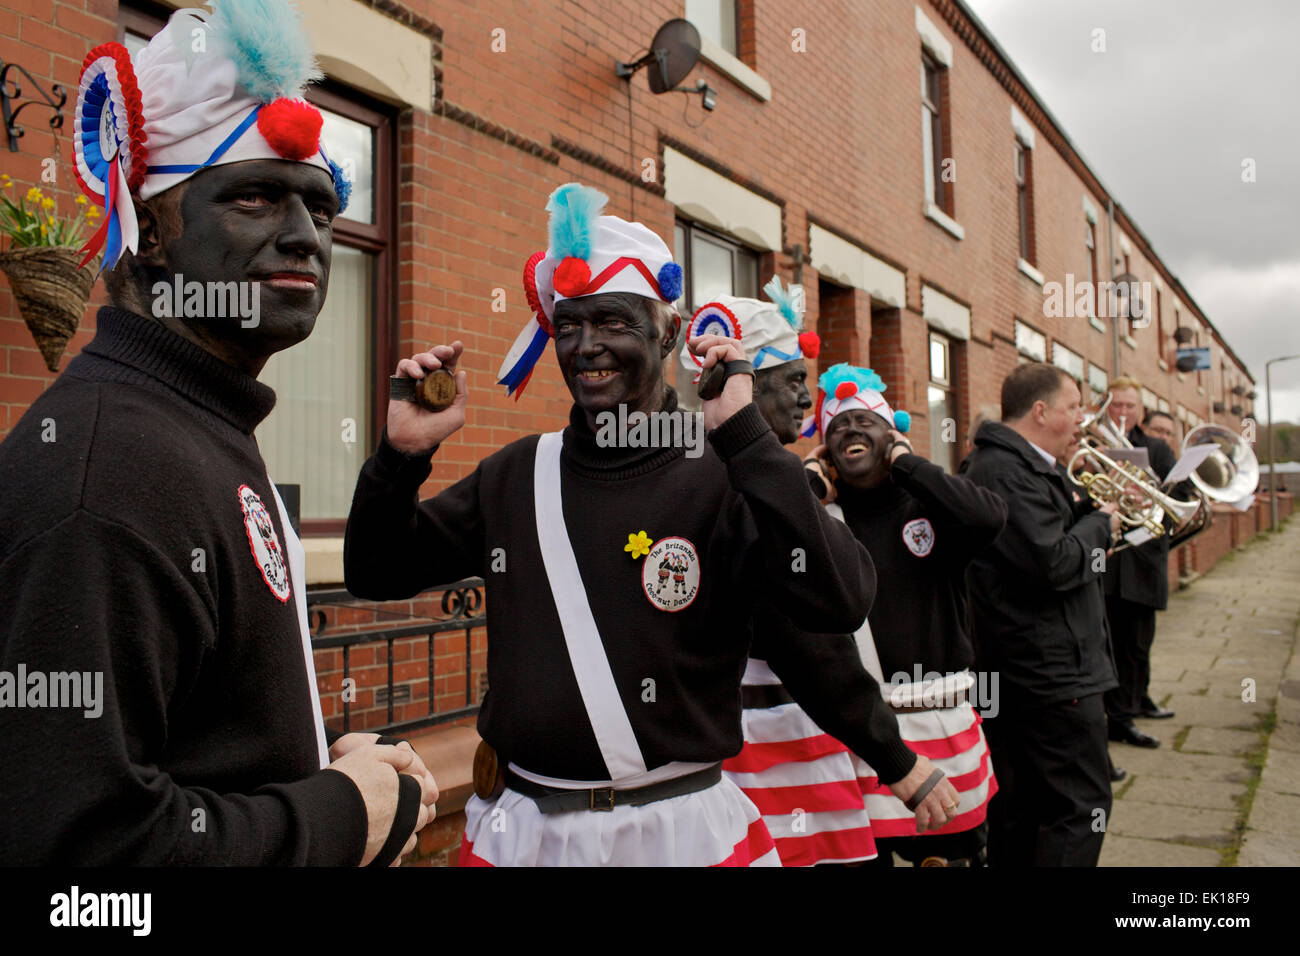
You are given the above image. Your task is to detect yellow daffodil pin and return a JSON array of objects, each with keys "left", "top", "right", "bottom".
[{"left": 624, "top": 530, "right": 653, "bottom": 560}]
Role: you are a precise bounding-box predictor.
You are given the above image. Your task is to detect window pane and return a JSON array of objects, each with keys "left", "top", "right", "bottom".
[
  {"left": 930, "top": 336, "right": 947, "bottom": 383},
  {"left": 258, "top": 246, "right": 373, "bottom": 519},
  {"left": 921, "top": 106, "right": 936, "bottom": 203},
  {"left": 928, "top": 385, "right": 957, "bottom": 473},
  {"left": 686, "top": 0, "right": 737, "bottom": 54},
  {"left": 319, "top": 109, "right": 375, "bottom": 224},
  {"left": 124, "top": 30, "right": 151, "bottom": 61},
  {"left": 691, "top": 235, "right": 734, "bottom": 306},
  {"left": 734, "top": 247, "right": 759, "bottom": 299}
]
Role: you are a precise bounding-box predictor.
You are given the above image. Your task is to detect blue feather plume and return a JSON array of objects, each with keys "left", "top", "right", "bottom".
[
  {"left": 546, "top": 183, "right": 608, "bottom": 260},
  {"left": 211, "top": 0, "right": 322, "bottom": 101},
  {"left": 762, "top": 275, "right": 802, "bottom": 329}
]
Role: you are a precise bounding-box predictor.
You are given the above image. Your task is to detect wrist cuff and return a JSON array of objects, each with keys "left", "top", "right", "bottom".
[{"left": 707, "top": 403, "right": 771, "bottom": 459}]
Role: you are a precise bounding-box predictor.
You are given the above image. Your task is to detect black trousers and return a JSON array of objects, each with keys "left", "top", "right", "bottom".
[
  {"left": 984, "top": 692, "right": 1112, "bottom": 867},
  {"left": 1103, "top": 595, "right": 1158, "bottom": 722}
]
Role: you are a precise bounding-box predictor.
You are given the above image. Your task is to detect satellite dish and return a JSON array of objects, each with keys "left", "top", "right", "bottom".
[{"left": 616, "top": 18, "right": 701, "bottom": 94}]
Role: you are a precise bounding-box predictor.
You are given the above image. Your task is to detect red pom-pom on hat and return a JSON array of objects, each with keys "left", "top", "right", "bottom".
[
  {"left": 553, "top": 256, "right": 591, "bottom": 297},
  {"left": 834, "top": 381, "right": 857, "bottom": 400},
  {"left": 257, "top": 98, "right": 323, "bottom": 162},
  {"left": 799, "top": 331, "right": 821, "bottom": 359}
]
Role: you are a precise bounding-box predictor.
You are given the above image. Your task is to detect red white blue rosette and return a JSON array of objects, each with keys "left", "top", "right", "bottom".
[
  {"left": 72, "top": 43, "right": 147, "bottom": 271},
  {"left": 684, "top": 302, "right": 742, "bottom": 381}
]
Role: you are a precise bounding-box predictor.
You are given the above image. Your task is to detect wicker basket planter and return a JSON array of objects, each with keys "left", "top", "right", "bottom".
[{"left": 0, "top": 246, "right": 96, "bottom": 372}]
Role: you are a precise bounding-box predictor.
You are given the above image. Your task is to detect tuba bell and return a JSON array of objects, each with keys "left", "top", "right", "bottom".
[{"left": 1181, "top": 423, "right": 1259, "bottom": 505}]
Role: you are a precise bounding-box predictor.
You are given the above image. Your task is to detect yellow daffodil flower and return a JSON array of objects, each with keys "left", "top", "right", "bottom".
[
  {"left": 41, "top": 198, "right": 54, "bottom": 211},
  {"left": 624, "top": 530, "right": 654, "bottom": 560},
  {"left": 86, "top": 206, "right": 101, "bottom": 220},
  {"left": 75, "top": 195, "right": 87, "bottom": 205}
]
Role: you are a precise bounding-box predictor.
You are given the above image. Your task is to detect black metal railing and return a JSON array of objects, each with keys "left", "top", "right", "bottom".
[{"left": 308, "top": 578, "right": 485, "bottom": 736}]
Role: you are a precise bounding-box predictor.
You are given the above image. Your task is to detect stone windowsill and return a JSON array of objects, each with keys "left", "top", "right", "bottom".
[
  {"left": 1017, "top": 258, "right": 1044, "bottom": 286},
  {"left": 1123, "top": 334, "right": 1138, "bottom": 350},
  {"left": 1089, "top": 315, "right": 1106, "bottom": 333},
  {"left": 699, "top": 35, "right": 771, "bottom": 102},
  {"left": 1158, "top": 359, "right": 1169, "bottom": 371},
  {"left": 304, "top": 536, "right": 345, "bottom": 586},
  {"left": 923, "top": 200, "right": 965, "bottom": 240}
]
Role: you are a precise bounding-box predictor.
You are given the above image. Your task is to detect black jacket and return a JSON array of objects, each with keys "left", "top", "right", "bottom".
[
  {"left": 961, "top": 421, "right": 1118, "bottom": 702},
  {"left": 1103, "top": 426, "right": 1176, "bottom": 609}
]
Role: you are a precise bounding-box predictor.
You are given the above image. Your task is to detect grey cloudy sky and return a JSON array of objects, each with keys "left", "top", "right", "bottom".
[{"left": 963, "top": 0, "right": 1300, "bottom": 424}]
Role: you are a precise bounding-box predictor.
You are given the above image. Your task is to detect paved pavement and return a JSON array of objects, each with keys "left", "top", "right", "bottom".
[{"left": 1100, "top": 515, "right": 1300, "bottom": 866}]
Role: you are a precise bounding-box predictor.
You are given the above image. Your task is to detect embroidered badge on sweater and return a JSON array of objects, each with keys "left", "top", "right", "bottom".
[
  {"left": 238, "top": 484, "right": 291, "bottom": 602},
  {"left": 641, "top": 536, "right": 700, "bottom": 612},
  {"left": 902, "top": 518, "right": 935, "bottom": 558}
]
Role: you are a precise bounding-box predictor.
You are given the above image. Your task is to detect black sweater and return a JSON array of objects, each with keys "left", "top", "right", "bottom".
[
  {"left": 833, "top": 454, "right": 1008, "bottom": 679},
  {"left": 345, "top": 396, "right": 874, "bottom": 780},
  {"left": 0, "top": 308, "right": 366, "bottom": 865}
]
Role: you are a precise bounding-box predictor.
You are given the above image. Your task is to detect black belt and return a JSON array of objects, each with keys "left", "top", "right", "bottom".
[
  {"left": 742, "top": 683, "right": 795, "bottom": 709},
  {"left": 503, "top": 764, "right": 722, "bottom": 814}
]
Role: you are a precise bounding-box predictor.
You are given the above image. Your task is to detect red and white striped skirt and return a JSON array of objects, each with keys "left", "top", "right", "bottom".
[
  {"left": 722, "top": 661, "right": 877, "bottom": 867},
  {"left": 855, "top": 692, "right": 996, "bottom": 839},
  {"left": 457, "top": 773, "right": 778, "bottom": 867}
]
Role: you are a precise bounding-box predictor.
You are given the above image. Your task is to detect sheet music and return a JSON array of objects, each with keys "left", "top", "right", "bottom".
[{"left": 1166, "top": 444, "right": 1217, "bottom": 484}]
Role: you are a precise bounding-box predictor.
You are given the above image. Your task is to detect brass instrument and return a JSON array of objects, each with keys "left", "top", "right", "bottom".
[
  {"left": 1067, "top": 441, "right": 1202, "bottom": 546},
  {"left": 1068, "top": 396, "right": 1259, "bottom": 551}
]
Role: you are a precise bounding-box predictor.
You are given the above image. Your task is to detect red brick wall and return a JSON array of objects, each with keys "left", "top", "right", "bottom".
[
  {"left": 0, "top": 0, "right": 117, "bottom": 435},
  {"left": 310, "top": 592, "right": 487, "bottom": 731},
  {"left": 0, "top": 0, "right": 1257, "bottom": 449}
]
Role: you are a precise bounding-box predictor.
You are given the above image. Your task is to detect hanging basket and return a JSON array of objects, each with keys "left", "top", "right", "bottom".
[{"left": 0, "top": 246, "right": 98, "bottom": 372}]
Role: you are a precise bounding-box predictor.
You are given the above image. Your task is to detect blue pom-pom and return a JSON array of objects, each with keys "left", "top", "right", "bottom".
[
  {"left": 657, "top": 262, "right": 683, "bottom": 301},
  {"left": 893, "top": 409, "right": 911, "bottom": 434},
  {"left": 328, "top": 158, "right": 351, "bottom": 215}
]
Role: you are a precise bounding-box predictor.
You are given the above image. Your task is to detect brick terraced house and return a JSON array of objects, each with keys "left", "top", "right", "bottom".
[{"left": 0, "top": 0, "right": 1283, "bottom": 863}]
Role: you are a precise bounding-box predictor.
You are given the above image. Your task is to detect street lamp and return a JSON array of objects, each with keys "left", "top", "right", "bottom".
[{"left": 1266, "top": 353, "right": 1300, "bottom": 530}]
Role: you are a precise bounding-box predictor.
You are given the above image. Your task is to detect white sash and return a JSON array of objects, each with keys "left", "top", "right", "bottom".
[
  {"left": 270, "top": 481, "right": 330, "bottom": 769},
  {"left": 825, "top": 501, "right": 885, "bottom": 684},
  {"left": 533, "top": 432, "right": 647, "bottom": 779}
]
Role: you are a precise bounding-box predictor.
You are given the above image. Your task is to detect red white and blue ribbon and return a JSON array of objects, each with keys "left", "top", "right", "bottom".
[
  {"left": 497, "top": 315, "right": 551, "bottom": 399},
  {"left": 684, "top": 302, "right": 742, "bottom": 382},
  {"left": 73, "top": 43, "right": 147, "bottom": 272}
]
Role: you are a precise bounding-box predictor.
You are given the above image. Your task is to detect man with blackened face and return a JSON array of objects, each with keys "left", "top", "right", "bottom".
[
  {"left": 801, "top": 364, "right": 1008, "bottom": 867},
  {"left": 0, "top": 1, "right": 436, "bottom": 867},
  {"left": 684, "top": 290, "right": 964, "bottom": 866},
  {"left": 346, "top": 184, "right": 875, "bottom": 867},
  {"left": 553, "top": 292, "right": 680, "bottom": 428}
]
